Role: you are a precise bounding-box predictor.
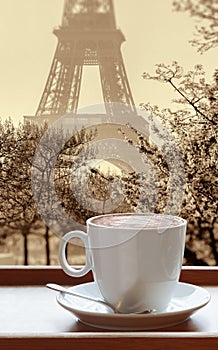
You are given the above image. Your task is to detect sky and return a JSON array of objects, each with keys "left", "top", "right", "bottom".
[{"left": 0, "top": 0, "right": 217, "bottom": 125}]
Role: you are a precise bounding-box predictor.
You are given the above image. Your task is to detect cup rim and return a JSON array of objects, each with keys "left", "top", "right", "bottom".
[{"left": 87, "top": 212, "right": 187, "bottom": 230}]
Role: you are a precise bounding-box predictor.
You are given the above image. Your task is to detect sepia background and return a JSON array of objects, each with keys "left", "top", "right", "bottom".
[
  {"left": 0, "top": 0, "right": 217, "bottom": 266},
  {"left": 0, "top": 0, "right": 216, "bottom": 123}
]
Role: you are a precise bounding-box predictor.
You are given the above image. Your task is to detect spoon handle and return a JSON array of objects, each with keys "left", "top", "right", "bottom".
[{"left": 46, "top": 283, "right": 113, "bottom": 310}]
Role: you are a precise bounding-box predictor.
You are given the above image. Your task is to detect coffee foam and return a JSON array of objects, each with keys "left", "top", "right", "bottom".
[{"left": 91, "top": 214, "right": 183, "bottom": 228}]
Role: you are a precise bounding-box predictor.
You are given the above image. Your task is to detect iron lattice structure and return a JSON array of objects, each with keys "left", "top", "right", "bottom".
[{"left": 35, "top": 0, "right": 136, "bottom": 119}]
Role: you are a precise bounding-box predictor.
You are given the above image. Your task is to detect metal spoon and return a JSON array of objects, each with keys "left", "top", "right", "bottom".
[{"left": 46, "top": 283, "right": 154, "bottom": 315}]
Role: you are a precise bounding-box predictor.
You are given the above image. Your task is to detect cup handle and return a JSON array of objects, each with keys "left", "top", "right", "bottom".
[{"left": 59, "top": 230, "right": 91, "bottom": 277}]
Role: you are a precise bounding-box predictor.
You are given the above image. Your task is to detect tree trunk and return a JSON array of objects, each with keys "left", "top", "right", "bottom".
[
  {"left": 208, "top": 220, "right": 218, "bottom": 264},
  {"left": 23, "top": 229, "right": 28, "bottom": 265},
  {"left": 45, "top": 226, "right": 50, "bottom": 265},
  {"left": 184, "top": 247, "right": 208, "bottom": 266}
]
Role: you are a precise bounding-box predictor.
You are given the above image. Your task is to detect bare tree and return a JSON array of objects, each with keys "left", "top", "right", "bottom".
[
  {"left": 0, "top": 120, "right": 44, "bottom": 264},
  {"left": 173, "top": 0, "right": 218, "bottom": 53},
  {"left": 141, "top": 63, "right": 217, "bottom": 265},
  {"left": 137, "top": 0, "right": 218, "bottom": 265},
  {"left": 0, "top": 119, "right": 100, "bottom": 264}
]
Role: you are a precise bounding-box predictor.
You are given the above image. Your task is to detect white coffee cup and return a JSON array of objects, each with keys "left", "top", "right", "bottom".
[{"left": 59, "top": 213, "right": 186, "bottom": 313}]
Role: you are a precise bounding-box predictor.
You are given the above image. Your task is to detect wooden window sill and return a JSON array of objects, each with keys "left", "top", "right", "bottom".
[{"left": 0, "top": 266, "right": 218, "bottom": 350}]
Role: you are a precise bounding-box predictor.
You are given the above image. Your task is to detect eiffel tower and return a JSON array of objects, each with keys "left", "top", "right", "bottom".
[{"left": 24, "top": 0, "right": 138, "bottom": 124}]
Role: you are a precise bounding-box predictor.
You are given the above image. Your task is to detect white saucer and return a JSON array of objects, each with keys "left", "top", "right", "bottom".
[{"left": 57, "top": 282, "right": 210, "bottom": 330}]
